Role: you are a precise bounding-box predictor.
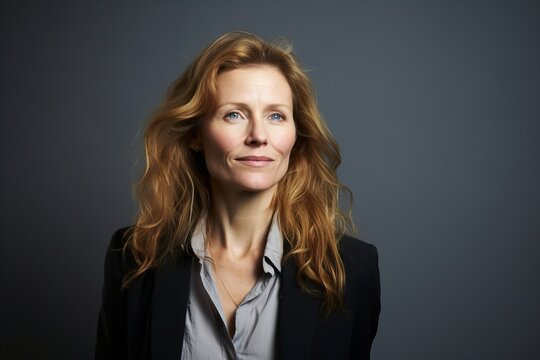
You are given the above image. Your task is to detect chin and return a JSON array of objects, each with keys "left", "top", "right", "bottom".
[
  {"left": 237, "top": 182, "right": 278, "bottom": 193},
  {"left": 210, "top": 172, "right": 284, "bottom": 194},
  {"left": 229, "top": 176, "right": 280, "bottom": 193}
]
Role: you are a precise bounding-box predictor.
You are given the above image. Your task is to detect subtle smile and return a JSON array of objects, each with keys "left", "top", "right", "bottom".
[{"left": 235, "top": 156, "right": 274, "bottom": 167}]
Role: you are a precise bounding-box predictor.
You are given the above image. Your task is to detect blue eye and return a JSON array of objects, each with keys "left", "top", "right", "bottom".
[
  {"left": 270, "top": 113, "right": 284, "bottom": 121},
  {"left": 224, "top": 111, "right": 241, "bottom": 120}
]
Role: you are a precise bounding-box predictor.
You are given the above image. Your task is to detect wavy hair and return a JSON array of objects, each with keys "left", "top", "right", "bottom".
[{"left": 123, "top": 31, "right": 356, "bottom": 314}]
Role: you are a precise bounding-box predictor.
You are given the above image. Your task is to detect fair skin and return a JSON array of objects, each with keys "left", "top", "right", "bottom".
[{"left": 192, "top": 64, "right": 296, "bottom": 336}]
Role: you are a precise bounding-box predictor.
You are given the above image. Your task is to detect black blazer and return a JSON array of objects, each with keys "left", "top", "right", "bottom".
[{"left": 95, "top": 227, "right": 381, "bottom": 360}]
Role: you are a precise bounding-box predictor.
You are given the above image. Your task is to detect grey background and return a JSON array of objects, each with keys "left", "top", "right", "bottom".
[{"left": 1, "top": 0, "right": 539, "bottom": 359}]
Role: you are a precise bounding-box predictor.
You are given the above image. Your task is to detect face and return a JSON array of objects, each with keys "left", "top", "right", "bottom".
[{"left": 193, "top": 65, "right": 296, "bottom": 195}]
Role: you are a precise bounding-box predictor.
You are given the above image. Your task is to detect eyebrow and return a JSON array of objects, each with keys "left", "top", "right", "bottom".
[{"left": 216, "top": 102, "right": 292, "bottom": 112}]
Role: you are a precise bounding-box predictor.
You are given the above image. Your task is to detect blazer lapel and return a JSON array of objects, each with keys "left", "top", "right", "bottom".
[
  {"left": 149, "top": 245, "right": 321, "bottom": 359},
  {"left": 277, "top": 252, "right": 321, "bottom": 360},
  {"left": 151, "top": 255, "right": 193, "bottom": 359}
]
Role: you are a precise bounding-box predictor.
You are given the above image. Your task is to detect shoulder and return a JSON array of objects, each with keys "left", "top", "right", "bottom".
[
  {"left": 103, "top": 225, "right": 136, "bottom": 280},
  {"left": 338, "top": 236, "right": 381, "bottom": 357},
  {"left": 338, "top": 235, "right": 380, "bottom": 287},
  {"left": 338, "top": 235, "right": 378, "bottom": 268},
  {"left": 108, "top": 225, "right": 134, "bottom": 249}
]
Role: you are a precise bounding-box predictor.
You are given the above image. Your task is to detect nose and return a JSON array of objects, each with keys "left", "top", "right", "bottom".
[{"left": 245, "top": 117, "right": 267, "bottom": 146}]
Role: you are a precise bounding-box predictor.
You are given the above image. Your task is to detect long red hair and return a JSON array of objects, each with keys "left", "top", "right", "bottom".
[{"left": 124, "top": 31, "right": 356, "bottom": 313}]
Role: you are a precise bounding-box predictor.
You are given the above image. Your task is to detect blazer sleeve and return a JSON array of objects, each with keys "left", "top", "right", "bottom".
[
  {"left": 349, "top": 243, "right": 381, "bottom": 359},
  {"left": 95, "top": 228, "right": 131, "bottom": 360}
]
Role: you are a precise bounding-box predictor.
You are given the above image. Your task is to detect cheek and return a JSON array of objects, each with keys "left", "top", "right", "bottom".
[
  {"left": 203, "top": 127, "right": 237, "bottom": 157},
  {"left": 201, "top": 127, "right": 241, "bottom": 178},
  {"left": 275, "top": 131, "right": 297, "bottom": 158}
]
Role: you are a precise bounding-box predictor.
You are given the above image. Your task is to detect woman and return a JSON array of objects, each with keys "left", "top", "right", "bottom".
[{"left": 96, "top": 31, "right": 380, "bottom": 360}]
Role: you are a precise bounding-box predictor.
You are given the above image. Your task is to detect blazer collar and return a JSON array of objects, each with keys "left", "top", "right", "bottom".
[
  {"left": 151, "top": 254, "right": 192, "bottom": 359},
  {"left": 277, "top": 242, "right": 321, "bottom": 360},
  {"left": 149, "top": 244, "right": 321, "bottom": 359}
]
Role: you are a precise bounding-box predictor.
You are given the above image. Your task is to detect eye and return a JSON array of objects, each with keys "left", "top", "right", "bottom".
[
  {"left": 224, "top": 111, "right": 242, "bottom": 120},
  {"left": 269, "top": 113, "right": 285, "bottom": 121}
]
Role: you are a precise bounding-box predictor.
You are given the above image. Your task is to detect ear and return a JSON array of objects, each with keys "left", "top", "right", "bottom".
[{"left": 189, "top": 135, "right": 202, "bottom": 152}]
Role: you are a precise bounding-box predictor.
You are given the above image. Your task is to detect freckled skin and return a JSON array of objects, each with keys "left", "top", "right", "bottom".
[{"left": 196, "top": 65, "right": 297, "bottom": 195}]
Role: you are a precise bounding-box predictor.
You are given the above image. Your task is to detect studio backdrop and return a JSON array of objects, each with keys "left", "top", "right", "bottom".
[{"left": 1, "top": 0, "right": 539, "bottom": 359}]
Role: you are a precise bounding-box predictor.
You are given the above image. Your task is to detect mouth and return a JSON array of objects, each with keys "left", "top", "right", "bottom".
[{"left": 235, "top": 156, "right": 274, "bottom": 167}]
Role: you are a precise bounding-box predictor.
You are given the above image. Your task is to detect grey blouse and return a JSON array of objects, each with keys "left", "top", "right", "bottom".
[{"left": 180, "top": 215, "right": 283, "bottom": 360}]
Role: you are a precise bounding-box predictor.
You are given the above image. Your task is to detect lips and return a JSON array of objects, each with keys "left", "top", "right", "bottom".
[
  {"left": 236, "top": 156, "right": 273, "bottom": 161},
  {"left": 236, "top": 155, "right": 274, "bottom": 167}
]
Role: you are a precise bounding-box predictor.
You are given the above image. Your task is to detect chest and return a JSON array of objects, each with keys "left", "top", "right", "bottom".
[
  {"left": 124, "top": 257, "right": 358, "bottom": 360},
  {"left": 182, "top": 260, "right": 281, "bottom": 359}
]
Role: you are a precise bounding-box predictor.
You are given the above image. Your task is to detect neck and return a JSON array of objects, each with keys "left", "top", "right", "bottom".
[{"left": 207, "top": 180, "right": 276, "bottom": 259}]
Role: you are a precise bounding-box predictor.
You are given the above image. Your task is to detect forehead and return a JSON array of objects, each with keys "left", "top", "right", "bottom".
[{"left": 215, "top": 65, "right": 293, "bottom": 106}]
